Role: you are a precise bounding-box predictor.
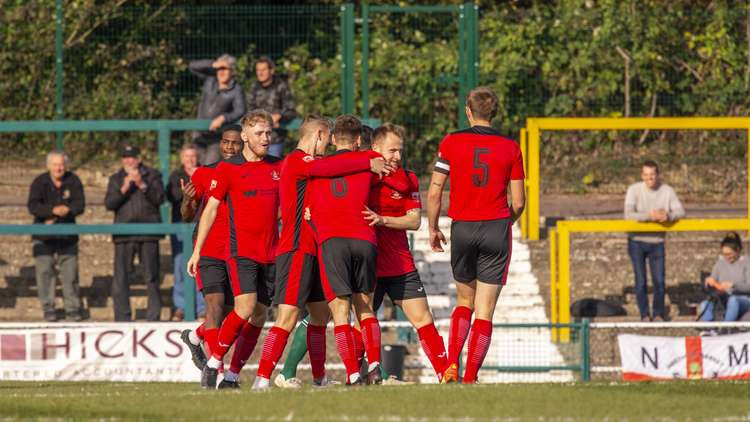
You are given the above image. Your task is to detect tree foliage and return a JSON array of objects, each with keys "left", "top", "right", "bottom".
[{"left": 1, "top": 1, "right": 748, "bottom": 175}]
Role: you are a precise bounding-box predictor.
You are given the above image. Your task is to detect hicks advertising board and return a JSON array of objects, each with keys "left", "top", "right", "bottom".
[{"left": 0, "top": 323, "right": 200, "bottom": 382}]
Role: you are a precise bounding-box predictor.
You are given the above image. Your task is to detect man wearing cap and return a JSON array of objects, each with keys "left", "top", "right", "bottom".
[
  {"left": 104, "top": 145, "right": 166, "bottom": 321},
  {"left": 189, "top": 54, "right": 247, "bottom": 165}
]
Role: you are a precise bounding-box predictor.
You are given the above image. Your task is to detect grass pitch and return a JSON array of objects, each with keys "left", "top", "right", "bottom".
[{"left": 1, "top": 381, "right": 749, "bottom": 420}]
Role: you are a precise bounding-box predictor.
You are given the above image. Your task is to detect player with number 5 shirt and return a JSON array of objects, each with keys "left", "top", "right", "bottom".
[{"left": 426, "top": 86, "right": 526, "bottom": 384}]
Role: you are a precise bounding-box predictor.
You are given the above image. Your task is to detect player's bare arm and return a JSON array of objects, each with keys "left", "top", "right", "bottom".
[
  {"left": 362, "top": 207, "right": 420, "bottom": 230},
  {"left": 509, "top": 179, "right": 525, "bottom": 224},
  {"left": 426, "top": 171, "right": 448, "bottom": 252},
  {"left": 186, "top": 196, "right": 219, "bottom": 277}
]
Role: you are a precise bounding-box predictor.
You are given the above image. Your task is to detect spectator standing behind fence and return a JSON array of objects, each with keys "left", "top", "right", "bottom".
[
  {"left": 700, "top": 232, "right": 750, "bottom": 321},
  {"left": 27, "top": 151, "right": 85, "bottom": 322},
  {"left": 624, "top": 160, "right": 685, "bottom": 322},
  {"left": 246, "top": 56, "right": 297, "bottom": 158},
  {"left": 104, "top": 146, "right": 165, "bottom": 322},
  {"left": 189, "top": 54, "right": 246, "bottom": 165},
  {"left": 166, "top": 145, "right": 206, "bottom": 321}
]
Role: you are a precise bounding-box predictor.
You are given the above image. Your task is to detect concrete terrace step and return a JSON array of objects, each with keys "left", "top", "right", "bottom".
[{"left": 413, "top": 217, "right": 574, "bottom": 383}]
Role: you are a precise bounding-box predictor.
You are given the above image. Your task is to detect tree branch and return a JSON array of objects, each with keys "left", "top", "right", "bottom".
[{"left": 615, "top": 46, "right": 631, "bottom": 117}]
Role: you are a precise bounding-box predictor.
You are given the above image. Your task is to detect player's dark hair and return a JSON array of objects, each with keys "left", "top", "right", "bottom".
[
  {"left": 256, "top": 56, "right": 275, "bottom": 70},
  {"left": 466, "top": 86, "right": 499, "bottom": 122},
  {"left": 241, "top": 109, "right": 273, "bottom": 129},
  {"left": 642, "top": 160, "right": 660, "bottom": 174},
  {"left": 221, "top": 124, "right": 242, "bottom": 134},
  {"left": 360, "top": 125, "right": 374, "bottom": 150},
  {"left": 372, "top": 123, "right": 406, "bottom": 146},
  {"left": 721, "top": 232, "right": 743, "bottom": 253},
  {"left": 333, "top": 114, "right": 362, "bottom": 146}
]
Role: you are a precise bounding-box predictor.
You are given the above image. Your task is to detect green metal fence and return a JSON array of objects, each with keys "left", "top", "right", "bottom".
[
  {"left": 36, "top": 3, "right": 479, "bottom": 174},
  {"left": 0, "top": 223, "right": 199, "bottom": 321}
]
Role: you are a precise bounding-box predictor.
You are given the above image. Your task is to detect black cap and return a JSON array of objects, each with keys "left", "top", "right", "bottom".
[{"left": 121, "top": 145, "right": 140, "bottom": 158}]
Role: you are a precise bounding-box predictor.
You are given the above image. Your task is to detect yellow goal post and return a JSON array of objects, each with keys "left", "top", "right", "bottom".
[
  {"left": 519, "top": 117, "right": 750, "bottom": 241},
  {"left": 549, "top": 218, "right": 750, "bottom": 342}
]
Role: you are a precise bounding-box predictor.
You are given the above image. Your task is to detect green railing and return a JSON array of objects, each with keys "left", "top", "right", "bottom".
[
  {"left": 478, "top": 322, "right": 591, "bottom": 381},
  {"left": 0, "top": 223, "right": 199, "bottom": 321}
]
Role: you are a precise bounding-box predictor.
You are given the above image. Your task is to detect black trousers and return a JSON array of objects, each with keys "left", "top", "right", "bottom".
[{"left": 113, "top": 241, "right": 161, "bottom": 321}]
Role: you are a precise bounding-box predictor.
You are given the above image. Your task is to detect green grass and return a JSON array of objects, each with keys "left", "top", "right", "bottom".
[{"left": 1, "top": 381, "right": 750, "bottom": 420}]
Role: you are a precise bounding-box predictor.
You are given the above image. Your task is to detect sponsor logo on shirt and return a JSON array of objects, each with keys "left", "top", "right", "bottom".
[{"left": 243, "top": 190, "right": 257, "bottom": 197}]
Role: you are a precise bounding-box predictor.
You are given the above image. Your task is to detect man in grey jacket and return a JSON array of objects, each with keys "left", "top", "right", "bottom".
[
  {"left": 624, "top": 160, "right": 685, "bottom": 321},
  {"left": 104, "top": 145, "right": 165, "bottom": 321},
  {"left": 189, "top": 54, "right": 246, "bottom": 165}
]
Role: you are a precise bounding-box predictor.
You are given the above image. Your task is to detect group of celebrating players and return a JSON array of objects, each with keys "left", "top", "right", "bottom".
[{"left": 178, "top": 86, "right": 526, "bottom": 389}]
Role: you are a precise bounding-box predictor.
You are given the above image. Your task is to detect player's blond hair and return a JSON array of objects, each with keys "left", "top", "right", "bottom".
[
  {"left": 372, "top": 123, "right": 406, "bottom": 146},
  {"left": 240, "top": 109, "right": 273, "bottom": 129},
  {"left": 299, "top": 114, "right": 332, "bottom": 140}
]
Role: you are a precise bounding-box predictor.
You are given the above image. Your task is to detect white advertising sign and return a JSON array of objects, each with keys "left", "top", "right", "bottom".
[
  {"left": 0, "top": 323, "right": 199, "bottom": 382},
  {"left": 618, "top": 332, "right": 750, "bottom": 381}
]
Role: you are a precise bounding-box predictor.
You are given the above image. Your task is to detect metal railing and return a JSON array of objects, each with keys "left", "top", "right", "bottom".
[
  {"left": 549, "top": 218, "right": 750, "bottom": 341},
  {"left": 0, "top": 223, "right": 199, "bottom": 321},
  {"left": 520, "top": 117, "right": 750, "bottom": 241}
]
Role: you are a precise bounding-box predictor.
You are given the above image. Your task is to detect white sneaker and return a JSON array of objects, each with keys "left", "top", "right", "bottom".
[
  {"left": 274, "top": 374, "right": 303, "bottom": 389},
  {"left": 251, "top": 376, "right": 271, "bottom": 390},
  {"left": 382, "top": 375, "right": 414, "bottom": 386},
  {"left": 312, "top": 375, "right": 341, "bottom": 388}
]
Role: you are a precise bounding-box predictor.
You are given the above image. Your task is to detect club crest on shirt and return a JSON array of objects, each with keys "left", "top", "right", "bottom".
[
  {"left": 390, "top": 190, "right": 403, "bottom": 200},
  {"left": 302, "top": 155, "right": 314, "bottom": 163},
  {"left": 209, "top": 180, "right": 217, "bottom": 190},
  {"left": 62, "top": 189, "right": 70, "bottom": 199},
  {"left": 271, "top": 170, "right": 280, "bottom": 181}
]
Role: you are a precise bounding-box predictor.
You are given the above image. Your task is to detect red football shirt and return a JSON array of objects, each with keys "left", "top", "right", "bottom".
[
  {"left": 434, "top": 126, "right": 524, "bottom": 221},
  {"left": 307, "top": 149, "right": 382, "bottom": 246},
  {"left": 210, "top": 155, "right": 281, "bottom": 264},
  {"left": 276, "top": 149, "right": 372, "bottom": 256},
  {"left": 369, "top": 168, "right": 421, "bottom": 278},
  {"left": 191, "top": 165, "right": 229, "bottom": 261}
]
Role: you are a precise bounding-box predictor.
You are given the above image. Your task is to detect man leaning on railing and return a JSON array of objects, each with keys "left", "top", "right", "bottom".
[
  {"left": 104, "top": 145, "right": 165, "bottom": 322},
  {"left": 27, "top": 151, "right": 85, "bottom": 322},
  {"left": 624, "top": 160, "right": 685, "bottom": 322}
]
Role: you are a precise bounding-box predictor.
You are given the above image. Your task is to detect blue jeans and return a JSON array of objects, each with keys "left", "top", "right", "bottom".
[
  {"left": 171, "top": 234, "right": 205, "bottom": 315},
  {"left": 628, "top": 239, "right": 665, "bottom": 319},
  {"left": 724, "top": 295, "right": 750, "bottom": 321}
]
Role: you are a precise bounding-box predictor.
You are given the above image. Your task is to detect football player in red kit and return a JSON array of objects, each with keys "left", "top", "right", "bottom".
[
  {"left": 179, "top": 126, "right": 242, "bottom": 382},
  {"left": 252, "top": 115, "right": 391, "bottom": 389},
  {"left": 427, "top": 87, "right": 525, "bottom": 383},
  {"left": 363, "top": 123, "right": 449, "bottom": 382},
  {"left": 187, "top": 110, "right": 281, "bottom": 389},
  {"left": 306, "top": 115, "right": 388, "bottom": 385}
]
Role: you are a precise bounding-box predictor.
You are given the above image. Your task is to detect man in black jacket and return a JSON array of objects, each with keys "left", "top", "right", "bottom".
[
  {"left": 27, "top": 151, "right": 85, "bottom": 322},
  {"left": 189, "top": 54, "right": 246, "bottom": 165},
  {"left": 104, "top": 145, "right": 165, "bottom": 321}
]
